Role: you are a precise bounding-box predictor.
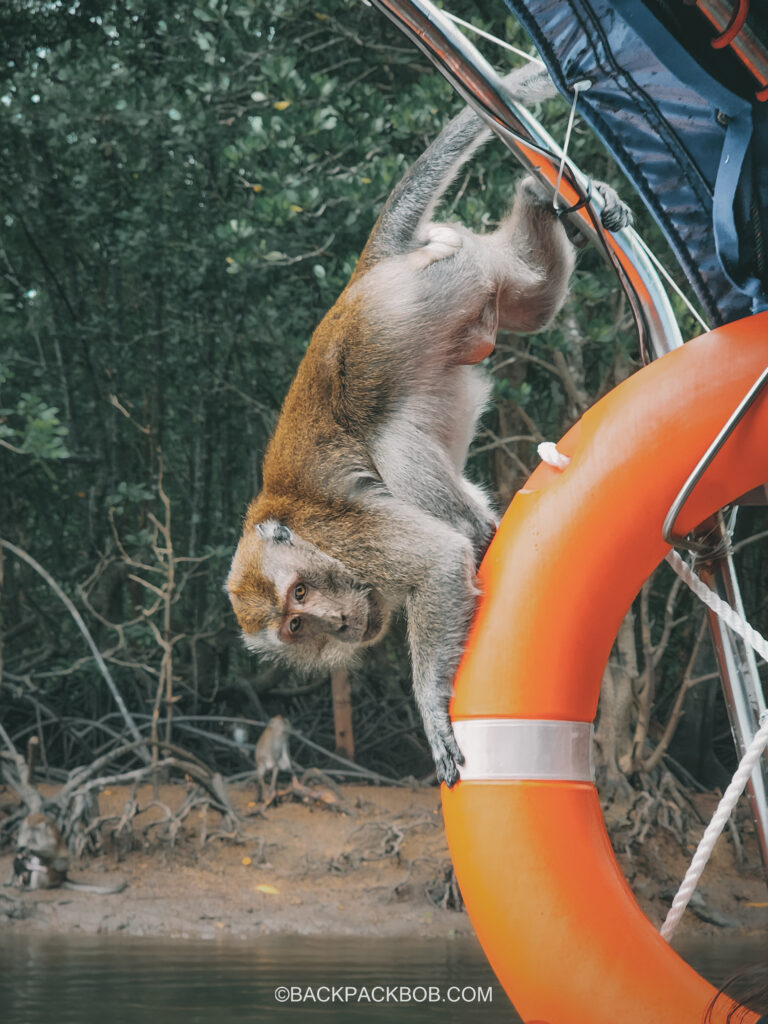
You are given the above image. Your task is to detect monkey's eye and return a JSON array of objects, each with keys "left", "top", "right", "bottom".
[
  {"left": 294, "top": 583, "right": 307, "bottom": 602},
  {"left": 288, "top": 616, "right": 302, "bottom": 634}
]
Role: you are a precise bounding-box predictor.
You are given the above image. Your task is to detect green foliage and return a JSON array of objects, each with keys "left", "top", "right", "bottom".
[
  {"left": 106, "top": 481, "right": 156, "bottom": 511},
  {"left": 0, "top": 391, "right": 70, "bottom": 460},
  {"left": 1, "top": 0, "right": 759, "bottom": 779}
]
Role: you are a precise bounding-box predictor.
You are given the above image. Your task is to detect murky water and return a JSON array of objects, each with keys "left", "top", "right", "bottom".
[{"left": 0, "top": 933, "right": 764, "bottom": 1023}]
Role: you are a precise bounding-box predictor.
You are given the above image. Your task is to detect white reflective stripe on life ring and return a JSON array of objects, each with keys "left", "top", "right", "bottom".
[{"left": 453, "top": 719, "right": 594, "bottom": 782}]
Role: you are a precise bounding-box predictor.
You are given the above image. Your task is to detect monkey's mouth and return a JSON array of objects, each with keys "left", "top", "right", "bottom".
[
  {"left": 337, "top": 614, "right": 378, "bottom": 643},
  {"left": 334, "top": 590, "right": 387, "bottom": 645}
]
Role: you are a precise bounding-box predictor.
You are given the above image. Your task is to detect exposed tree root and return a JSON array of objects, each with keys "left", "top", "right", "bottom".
[
  {"left": 425, "top": 861, "right": 464, "bottom": 912},
  {"left": 617, "top": 769, "right": 705, "bottom": 857},
  {"left": 0, "top": 728, "right": 242, "bottom": 861}
]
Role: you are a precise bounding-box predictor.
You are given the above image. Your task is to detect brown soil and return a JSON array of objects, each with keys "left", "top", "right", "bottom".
[{"left": 1, "top": 782, "right": 766, "bottom": 942}]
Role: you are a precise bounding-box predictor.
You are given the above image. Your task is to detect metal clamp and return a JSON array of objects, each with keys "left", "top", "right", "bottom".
[{"left": 662, "top": 364, "right": 768, "bottom": 555}]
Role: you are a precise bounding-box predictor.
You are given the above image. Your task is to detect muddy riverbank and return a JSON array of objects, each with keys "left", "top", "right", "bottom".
[{"left": 1, "top": 782, "right": 766, "bottom": 943}]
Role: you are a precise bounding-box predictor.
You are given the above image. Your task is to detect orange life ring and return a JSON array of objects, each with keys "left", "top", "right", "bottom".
[{"left": 443, "top": 312, "right": 768, "bottom": 1024}]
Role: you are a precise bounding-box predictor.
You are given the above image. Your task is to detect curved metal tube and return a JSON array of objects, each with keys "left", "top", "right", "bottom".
[
  {"left": 368, "top": 0, "right": 684, "bottom": 359},
  {"left": 663, "top": 365, "right": 768, "bottom": 550}
]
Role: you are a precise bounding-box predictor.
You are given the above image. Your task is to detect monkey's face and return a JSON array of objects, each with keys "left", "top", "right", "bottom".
[{"left": 226, "top": 520, "right": 391, "bottom": 672}]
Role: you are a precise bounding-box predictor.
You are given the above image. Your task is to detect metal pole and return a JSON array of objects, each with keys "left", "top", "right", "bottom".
[{"left": 699, "top": 536, "right": 768, "bottom": 874}]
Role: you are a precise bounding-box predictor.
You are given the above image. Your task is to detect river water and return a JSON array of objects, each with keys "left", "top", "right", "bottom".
[{"left": 0, "top": 933, "right": 765, "bottom": 1023}]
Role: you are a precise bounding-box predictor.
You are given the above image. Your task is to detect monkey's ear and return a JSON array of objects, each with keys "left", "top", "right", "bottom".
[{"left": 256, "top": 520, "right": 293, "bottom": 544}]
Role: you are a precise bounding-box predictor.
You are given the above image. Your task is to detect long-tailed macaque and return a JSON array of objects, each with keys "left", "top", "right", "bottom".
[
  {"left": 255, "top": 715, "right": 293, "bottom": 802},
  {"left": 226, "top": 65, "right": 630, "bottom": 786},
  {"left": 9, "top": 813, "right": 126, "bottom": 894}
]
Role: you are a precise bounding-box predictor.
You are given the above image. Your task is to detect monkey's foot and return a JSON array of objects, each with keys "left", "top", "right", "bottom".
[
  {"left": 518, "top": 175, "right": 632, "bottom": 232},
  {"left": 593, "top": 180, "right": 633, "bottom": 231},
  {"left": 408, "top": 225, "right": 462, "bottom": 270}
]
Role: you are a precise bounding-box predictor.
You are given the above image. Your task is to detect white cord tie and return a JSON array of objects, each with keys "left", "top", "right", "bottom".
[
  {"left": 659, "top": 550, "right": 768, "bottom": 939},
  {"left": 553, "top": 79, "right": 591, "bottom": 213},
  {"left": 665, "top": 549, "right": 768, "bottom": 663},
  {"left": 441, "top": 11, "right": 545, "bottom": 65},
  {"left": 660, "top": 709, "right": 768, "bottom": 940},
  {"left": 537, "top": 441, "right": 571, "bottom": 470}
]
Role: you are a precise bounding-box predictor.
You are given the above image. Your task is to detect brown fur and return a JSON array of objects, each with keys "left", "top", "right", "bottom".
[{"left": 226, "top": 69, "right": 579, "bottom": 785}]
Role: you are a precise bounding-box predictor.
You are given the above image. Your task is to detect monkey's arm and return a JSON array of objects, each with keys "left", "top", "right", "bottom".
[
  {"left": 371, "top": 421, "right": 495, "bottom": 562},
  {"left": 406, "top": 541, "right": 477, "bottom": 787},
  {"left": 364, "top": 501, "right": 478, "bottom": 786}
]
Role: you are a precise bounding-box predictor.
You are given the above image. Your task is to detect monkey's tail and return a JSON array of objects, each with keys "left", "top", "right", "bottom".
[
  {"left": 61, "top": 879, "right": 128, "bottom": 894},
  {"left": 360, "top": 64, "right": 555, "bottom": 266}
]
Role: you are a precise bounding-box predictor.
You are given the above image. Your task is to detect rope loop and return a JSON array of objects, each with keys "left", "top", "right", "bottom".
[
  {"left": 554, "top": 179, "right": 593, "bottom": 219},
  {"left": 660, "top": 710, "right": 768, "bottom": 940},
  {"left": 660, "top": 548, "right": 768, "bottom": 938}
]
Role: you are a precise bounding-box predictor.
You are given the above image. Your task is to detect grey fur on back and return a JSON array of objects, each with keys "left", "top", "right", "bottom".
[{"left": 365, "top": 64, "right": 555, "bottom": 263}]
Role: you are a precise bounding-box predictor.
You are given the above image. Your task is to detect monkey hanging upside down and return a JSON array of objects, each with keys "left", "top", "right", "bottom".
[{"left": 226, "top": 66, "right": 628, "bottom": 786}]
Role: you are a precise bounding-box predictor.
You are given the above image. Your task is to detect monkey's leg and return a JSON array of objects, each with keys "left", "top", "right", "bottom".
[
  {"left": 358, "top": 64, "right": 555, "bottom": 271},
  {"left": 268, "top": 764, "right": 278, "bottom": 803},
  {"left": 494, "top": 177, "right": 576, "bottom": 333}
]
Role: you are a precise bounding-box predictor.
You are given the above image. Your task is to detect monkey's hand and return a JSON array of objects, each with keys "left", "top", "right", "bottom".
[
  {"left": 413, "top": 677, "right": 465, "bottom": 787},
  {"left": 429, "top": 716, "right": 465, "bottom": 788}
]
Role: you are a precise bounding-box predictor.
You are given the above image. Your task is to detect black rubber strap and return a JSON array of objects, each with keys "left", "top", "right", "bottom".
[{"left": 554, "top": 178, "right": 593, "bottom": 217}]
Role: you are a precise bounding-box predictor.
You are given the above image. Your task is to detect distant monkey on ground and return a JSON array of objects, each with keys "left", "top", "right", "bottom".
[
  {"left": 255, "top": 715, "right": 293, "bottom": 802},
  {"left": 9, "top": 813, "right": 126, "bottom": 894},
  {"left": 226, "top": 66, "right": 631, "bottom": 786}
]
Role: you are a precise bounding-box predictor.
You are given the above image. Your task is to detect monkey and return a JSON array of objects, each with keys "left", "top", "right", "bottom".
[
  {"left": 8, "top": 813, "right": 126, "bottom": 894},
  {"left": 226, "top": 65, "right": 632, "bottom": 787},
  {"left": 254, "top": 715, "right": 294, "bottom": 802}
]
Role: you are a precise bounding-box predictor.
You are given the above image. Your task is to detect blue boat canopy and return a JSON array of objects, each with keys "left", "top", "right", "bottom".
[{"left": 502, "top": 0, "right": 768, "bottom": 325}]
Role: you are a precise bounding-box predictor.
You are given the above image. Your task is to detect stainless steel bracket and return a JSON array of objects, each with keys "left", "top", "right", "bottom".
[{"left": 662, "top": 365, "right": 768, "bottom": 555}]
